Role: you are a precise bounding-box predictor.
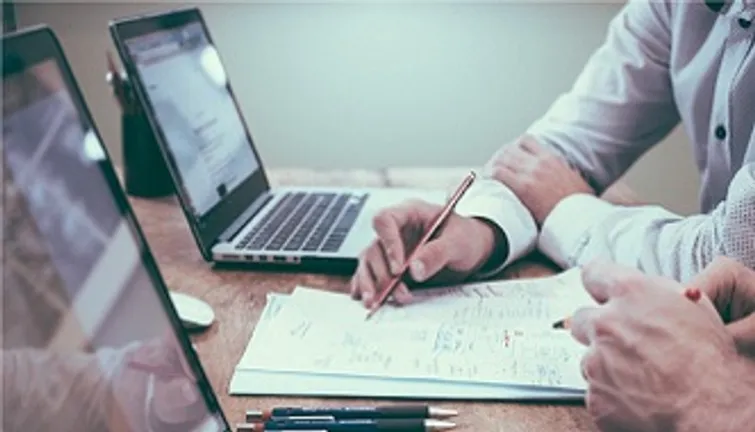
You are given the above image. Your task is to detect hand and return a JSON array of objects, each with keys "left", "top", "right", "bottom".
[
  {"left": 110, "top": 336, "right": 211, "bottom": 432},
  {"left": 350, "top": 199, "right": 500, "bottom": 307},
  {"left": 690, "top": 256, "right": 755, "bottom": 357},
  {"left": 570, "top": 260, "right": 748, "bottom": 432},
  {"left": 490, "top": 135, "right": 594, "bottom": 224}
]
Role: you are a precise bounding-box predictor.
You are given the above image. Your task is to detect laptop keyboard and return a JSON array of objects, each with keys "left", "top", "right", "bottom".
[{"left": 234, "top": 192, "right": 368, "bottom": 254}]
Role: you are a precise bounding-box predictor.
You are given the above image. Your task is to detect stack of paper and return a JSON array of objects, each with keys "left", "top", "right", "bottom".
[{"left": 230, "top": 269, "right": 593, "bottom": 400}]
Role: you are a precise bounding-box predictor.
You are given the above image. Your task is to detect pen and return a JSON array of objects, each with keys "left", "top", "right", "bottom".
[
  {"left": 246, "top": 405, "right": 458, "bottom": 422},
  {"left": 237, "top": 418, "right": 455, "bottom": 432},
  {"left": 552, "top": 287, "right": 703, "bottom": 330},
  {"left": 366, "top": 171, "right": 477, "bottom": 320}
]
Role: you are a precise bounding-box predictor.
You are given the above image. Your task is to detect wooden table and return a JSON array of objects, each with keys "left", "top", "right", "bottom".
[{"left": 128, "top": 168, "right": 640, "bottom": 432}]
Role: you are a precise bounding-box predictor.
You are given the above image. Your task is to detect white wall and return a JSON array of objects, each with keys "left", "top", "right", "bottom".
[{"left": 15, "top": 1, "right": 700, "bottom": 215}]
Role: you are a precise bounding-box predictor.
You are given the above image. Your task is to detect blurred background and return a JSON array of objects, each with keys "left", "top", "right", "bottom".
[{"left": 6, "top": 1, "right": 700, "bottom": 215}]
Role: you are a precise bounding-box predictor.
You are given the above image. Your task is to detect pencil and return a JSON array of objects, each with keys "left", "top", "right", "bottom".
[
  {"left": 365, "top": 171, "right": 477, "bottom": 320},
  {"left": 551, "top": 287, "right": 703, "bottom": 330}
]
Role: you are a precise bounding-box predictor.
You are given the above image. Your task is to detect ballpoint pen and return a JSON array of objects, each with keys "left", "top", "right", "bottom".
[
  {"left": 245, "top": 405, "right": 458, "bottom": 422},
  {"left": 552, "top": 287, "right": 703, "bottom": 329},
  {"left": 365, "top": 171, "right": 476, "bottom": 320},
  {"left": 236, "top": 418, "right": 456, "bottom": 432}
]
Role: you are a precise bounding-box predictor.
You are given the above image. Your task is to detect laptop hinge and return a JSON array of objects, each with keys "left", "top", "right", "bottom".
[{"left": 218, "top": 192, "right": 273, "bottom": 243}]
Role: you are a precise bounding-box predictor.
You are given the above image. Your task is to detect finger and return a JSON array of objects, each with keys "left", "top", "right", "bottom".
[
  {"left": 351, "top": 255, "right": 377, "bottom": 307},
  {"left": 388, "top": 283, "right": 415, "bottom": 306},
  {"left": 492, "top": 164, "right": 521, "bottom": 188},
  {"left": 518, "top": 136, "right": 545, "bottom": 155},
  {"left": 408, "top": 238, "right": 453, "bottom": 283},
  {"left": 499, "top": 145, "right": 531, "bottom": 169},
  {"left": 569, "top": 306, "right": 603, "bottom": 346},
  {"left": 366, "top": 242, "right": 400, "bottom": 307},
  {"left": 372, "top": 201, "right": 437, "bottom": 274},
  {"left": 727, "top": 316, "right": 755, "bottom": 357},
  {"left": 152, "top": 378, "right": 204, "bottom": 423},
  {"left": 580, "top": 346, "right": 600, "bottom": 382},
  {"left": 689, "top": 257, "right": 738, "bottom": 314},
  {"left": 580, "top": 260, "right": 648, "bottom": 304}
]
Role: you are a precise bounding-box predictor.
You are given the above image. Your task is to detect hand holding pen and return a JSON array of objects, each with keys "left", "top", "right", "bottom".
[
  {"left": 349, "top": 171, "right": 501, "bottom": 311},
  {"left": 558, "top": 260, "right": 755, "bottom": 432}
]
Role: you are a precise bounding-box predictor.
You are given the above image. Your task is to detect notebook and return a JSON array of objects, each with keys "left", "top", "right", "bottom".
[{"left": 231, "top": 269, "right": 593, "bottom": 400}]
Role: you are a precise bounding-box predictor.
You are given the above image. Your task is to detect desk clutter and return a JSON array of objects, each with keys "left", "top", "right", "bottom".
[
  {"left": 231, "top": 269, "right": 593, "bottom": 400},
  {"left": 236, "top": 404, "right": 458, "bottom": 432}
]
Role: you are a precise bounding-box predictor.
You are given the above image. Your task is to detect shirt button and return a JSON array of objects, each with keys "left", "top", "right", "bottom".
[
  {"left": 740, "top": 18, "right": 752, "bottom": 29},
  {"left": 715, "top": 125, "right": 727, "bottom": 140}
]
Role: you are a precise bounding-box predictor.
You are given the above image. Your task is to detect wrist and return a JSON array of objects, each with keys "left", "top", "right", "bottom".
[
  {"left": 679, "top": 357, "right": 755, "bottom": 432},
  {"left": 472, "top": 217, "right": 509, "bottom": 275}
]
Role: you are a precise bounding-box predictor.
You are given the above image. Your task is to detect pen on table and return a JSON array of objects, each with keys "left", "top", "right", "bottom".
[
  {"left": 365, "top": 171, "right": 477, "bottom": 320},
  {"left": 551, "top": 286, "right": 704, "bottom": 330},
  {"left": 236, "top": 418, "right": 456, "bottom": 432},
  {"left": 246, "top": 405, "right": 458, "bottom": 422}
]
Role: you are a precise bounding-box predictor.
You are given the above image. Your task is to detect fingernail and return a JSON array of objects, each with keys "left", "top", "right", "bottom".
[
  {"left": 410, "top": 260, "right": 425, "bottom": 281},
  {"left": 388, "top": 256, "right": 400, "bottom": 274}
]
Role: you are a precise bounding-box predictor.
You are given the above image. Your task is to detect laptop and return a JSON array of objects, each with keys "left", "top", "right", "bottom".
[
  {"left": 2, "top": 25, "right": 231, "bottom": 431},
  {"left": 108, "top": 7, "right": 445, "bottom": 271}
]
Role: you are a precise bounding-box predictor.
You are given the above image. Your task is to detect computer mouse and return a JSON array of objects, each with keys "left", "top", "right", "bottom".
[{"left": 168, "top": 291, "right": 215, "bottom": 331}]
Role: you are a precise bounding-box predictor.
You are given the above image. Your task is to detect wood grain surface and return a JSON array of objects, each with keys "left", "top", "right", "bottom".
[{"left": 127, "top": 168, "right": 640, "bottom": 432}]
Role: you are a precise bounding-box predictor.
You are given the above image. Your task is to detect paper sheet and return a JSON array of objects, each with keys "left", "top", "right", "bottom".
[{"left": 234, "top": 270, "right": 592, "bottom": 394}]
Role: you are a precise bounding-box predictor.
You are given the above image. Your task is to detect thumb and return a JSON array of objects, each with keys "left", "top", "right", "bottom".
[
  {"left": 726, "top": 315, "right": 755, "bottom": 358},
  {"left": 409, "top": 238, "right": 452, "bottom": 283}
]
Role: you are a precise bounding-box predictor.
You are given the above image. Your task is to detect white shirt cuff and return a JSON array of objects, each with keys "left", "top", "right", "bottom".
[
  {"left": 538, "top": 193, "right": 614, "bottom": 268},
  {"left": 453, "top": 178, "right": 538, "bottom": 277}
]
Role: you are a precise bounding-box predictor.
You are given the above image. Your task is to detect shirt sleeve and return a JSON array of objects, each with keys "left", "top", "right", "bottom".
[
  {"left": 454, "top": 177, "right": 538, "bottom": 277},
  {"left": 451, "top": 0, "right": 681, "bottom": 276},
  {"left": 525, "top": 0, "right": 680, "bottom": 193},
  {"left": 538, "top": 163, "right": 755, "bottom": 283}
]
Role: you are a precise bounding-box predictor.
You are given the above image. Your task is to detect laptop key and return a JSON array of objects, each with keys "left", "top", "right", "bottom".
[
  {"left": 264, "top": 194, "right": 319, "bottom": 251},
  {"left": 318, "top": 195, "right": 367, "bottom": 252},
  {"left": 235, "top": 193, "right": 295, "bottom": 250},
  {"left": 300, "top": 194, "right": 350, "bottom": 251}
]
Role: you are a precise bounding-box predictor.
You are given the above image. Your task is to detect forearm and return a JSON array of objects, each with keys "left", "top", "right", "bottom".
[
  {"left": 523, "top": 0, "right": 679, "bottom": 193},
  {"left": 538, "top": 163, "right": 755, "bottom": 282}
]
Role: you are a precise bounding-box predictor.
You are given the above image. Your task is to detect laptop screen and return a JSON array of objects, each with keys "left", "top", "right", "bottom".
[
  {"left": 2, "top": 27, "right": 228, "bottom": 431},
  {"left": 123, "top": 20, "right": 260, "bottom": 219}
]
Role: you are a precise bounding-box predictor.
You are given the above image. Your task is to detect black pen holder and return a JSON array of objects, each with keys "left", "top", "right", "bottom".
[{"left": 122, "top": 107, "right": 174, "bottom": 198}]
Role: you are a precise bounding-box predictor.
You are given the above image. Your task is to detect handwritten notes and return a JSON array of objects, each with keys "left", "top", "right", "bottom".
[{"left": 235, "top": 269, "right": 592, "bottom": 394}]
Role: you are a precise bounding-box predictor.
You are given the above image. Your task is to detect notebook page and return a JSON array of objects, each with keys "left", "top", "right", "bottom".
[
  {"left": 240, "top": 294, "right": 588, "bottom": 390},
  {"left": 288, "top": 268, "right": 591, "bottom": 328}
]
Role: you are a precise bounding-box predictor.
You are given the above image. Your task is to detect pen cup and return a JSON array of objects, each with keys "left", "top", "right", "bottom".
[{"left": 121, "top": 104, "right": 174, "bottom": 198}]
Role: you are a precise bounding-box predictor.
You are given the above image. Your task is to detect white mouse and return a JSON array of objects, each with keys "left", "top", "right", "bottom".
[{"left": 168, "top": 291, "right": 215, "bottom": 330}]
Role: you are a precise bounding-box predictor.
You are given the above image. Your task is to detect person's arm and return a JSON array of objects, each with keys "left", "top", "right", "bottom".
[
  {"left": 524, "top": 0, "right": 679, "bottom": 193},
  {"left": 1, "top": 348, "right": 115, "bottom": 431},
  {"left": 457, "top": 0, "right": 679, "bottom": 275},
  {"left": 539, "top": 163, "right": 755, "bottom": 283}
]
